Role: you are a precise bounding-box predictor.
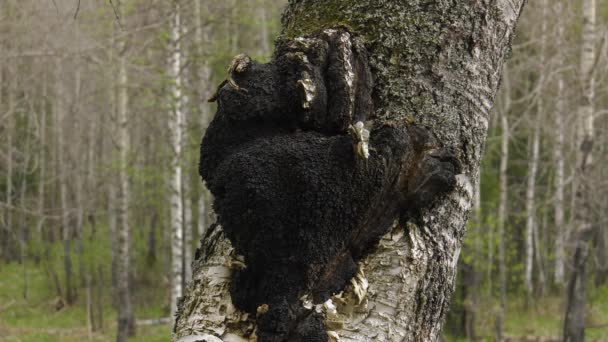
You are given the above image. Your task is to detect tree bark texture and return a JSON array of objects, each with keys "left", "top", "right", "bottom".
[
  {"left": 553, "top": 0, "right": 566, "bottom": 287},
  {"left": 169, "top": 0, "right": 186, "bottom": 318},
  {"left": 116, "top": 6, "right": 134, "bottom": 339},
  {"left": 174, "top": 1, "right": 526, "bottom": 341},
  {"left": 563, "top": 0, "right": 596, "bottom": 340}
]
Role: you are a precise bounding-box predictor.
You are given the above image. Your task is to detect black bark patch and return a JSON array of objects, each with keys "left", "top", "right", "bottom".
[{"left": 199, "top": 28, "right": 460, "bottom": 342}]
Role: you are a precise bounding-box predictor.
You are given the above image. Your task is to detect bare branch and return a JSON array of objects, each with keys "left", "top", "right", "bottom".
[
  {"left": 108, "top": 0, "right": 123, "bottom": 30},
  {"left": 73, "top": 0, "right": 81, "bottom": 19},
  {"left": 51, "top": 0, "right": 59, "bottom": 16}
]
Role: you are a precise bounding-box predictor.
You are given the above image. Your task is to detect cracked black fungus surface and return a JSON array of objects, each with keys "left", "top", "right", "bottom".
[{"left": 199, "top": 28, "right": 459, "bottom": 342}]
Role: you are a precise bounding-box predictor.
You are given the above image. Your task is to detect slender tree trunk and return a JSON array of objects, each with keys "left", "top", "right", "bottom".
[
  {"left": 524, "top": 6, "right": 547, "bottom": 305},
  {"left": 464, "top": 177, "right": 481, "bottom": 340},
  {"left": 169, "top": 0, "right": 185, "bottom": 317},
  {"left": 0, "top": 64, "right": 4, "bottom": 260},
  {"left": 108, "top": 28, "right": 119, "bottom": 309},
  {"left": 19, "top": 99, "right": 34, "bottom": 299},
  {"left": 563, "top": 0, "right": 596, "bottom": 340},
  {"left": 116, "top": 4, "right": 134, "bottom": 338},
  {"left": 55, "top": 58, "right": 75, "bottom": 305},
  {"left": 74, "top": 58, "right": 86, "bottom": 289},
  {"left": 108, "top": 179, "right": 118, "bottom": 308},
  {"left": 495, "top": 65, "right": 511, "bottom": 342},
  {"left": 257, "top": 0, "right": 270, "bottom": 58},
  {"left": 174, "top": 1, "right": 526, "bottom": 341},
  {"left": 37, "top": 71, "right": 47, "bottom": 238},
  {"left": 525, "top": 67, "right": 543, "bottom": 304},
  {"left": 5, "top": 65, "right": 15, "bottom": 261},
  {"left": 553, "top": 0, "right": 566, "bottom": 287},
  {"left": 96, "top": 266, "right": 105, "bottom": 331},
  {"left": 194, "top": 0, "right": 212, "bottom": 240},
  {"left": 147, "top": 212, "right": 157, "bottom": 266},
  {"left": 183, "top": 185, "right": 193, "bottom": 285}
]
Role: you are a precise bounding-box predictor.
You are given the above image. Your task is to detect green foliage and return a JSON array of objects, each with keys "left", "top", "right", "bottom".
[{"left": 0, "top": 260, "right": 170, "bottom": 341}]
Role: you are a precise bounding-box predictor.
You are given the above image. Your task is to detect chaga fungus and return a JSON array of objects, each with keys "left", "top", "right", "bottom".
[{"left": 199, "top": 28, "right": 460, "bottom": 342}]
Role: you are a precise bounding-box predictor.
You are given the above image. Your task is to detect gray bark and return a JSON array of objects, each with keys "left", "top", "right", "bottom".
[
  {"left": 4, "top": 63, "right": 15, "bottom": 261},
  {"left": 563, "top": 0, "right": 596, "bottom": 340},
  {"left": 55, "top": 58, "right": 75, "bottom": 305},
  {"left": 174, "top": 1, "right": 526, "bottom": 341},
  {"left": 553, "top": 0, "right": 566, "bottom": 287},
  {"left": 115, "top": 2, "right": 134, "bottom": 339}
]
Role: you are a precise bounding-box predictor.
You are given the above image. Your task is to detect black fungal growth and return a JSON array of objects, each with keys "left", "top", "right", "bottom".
[{"left": 199, "top": 28, "right": 460, "bottom": 342}]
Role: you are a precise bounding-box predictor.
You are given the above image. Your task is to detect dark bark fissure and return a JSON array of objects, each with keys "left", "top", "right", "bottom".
[{"left": 198, "top": 28, "right": 459, "bottom": 342}]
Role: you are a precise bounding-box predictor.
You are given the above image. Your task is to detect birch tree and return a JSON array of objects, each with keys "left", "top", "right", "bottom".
[
  {"left": 553, "top": 0, "right": 567, "bottom": 287},
  {"left": 524, "top": 0, "right": 548, "bottom": 301},
  {"left": 194, "top": 0, "right": 212, "bottom": 240},
  {"left": 115, "top": 2, "right": 134, "bottom": 339},
  {"left": 55, "top": 57, "right": 76, "bottom": 305},
  {"left": 563, "top": 0, "right": 596, "bottom": 340},
  {"left": 174, "top": 1, "right": 526, "bottom": 341},
  {"left": 495, "top": 65, "right": 511, "bottom": 341},
  {"left": 169, "top": 0, "right": 185, "bottom": 317}
]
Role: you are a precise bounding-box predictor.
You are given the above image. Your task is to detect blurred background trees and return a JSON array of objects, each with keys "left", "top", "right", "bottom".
[{"left": 0, "top": 0, "right": 607, "bottom": 341}]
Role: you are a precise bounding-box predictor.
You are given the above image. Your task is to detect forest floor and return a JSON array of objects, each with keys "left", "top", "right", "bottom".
[
  {"left": 0, "top": 262, "right": 169, "bottom": 342},
  {"left": 1, "top": 262, "right": 608, "bottom": 341},
  {"left": 445, "top": 285, "right": 608, "bottom": 341}
]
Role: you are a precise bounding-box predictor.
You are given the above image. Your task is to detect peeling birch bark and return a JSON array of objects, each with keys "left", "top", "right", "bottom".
[{"left": 175, "top": 1, "right": 527, "bottom": 341}]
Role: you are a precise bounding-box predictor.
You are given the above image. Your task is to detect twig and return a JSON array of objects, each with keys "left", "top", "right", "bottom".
[
  {"left": 73, "top": 0, "right": 81, "bottom": 19},
  {"left": 108, "top": 0, "right": 123, "bottom": 30},
  {"left": 51, "top": 0, "right": 59, "bottom": 16}
]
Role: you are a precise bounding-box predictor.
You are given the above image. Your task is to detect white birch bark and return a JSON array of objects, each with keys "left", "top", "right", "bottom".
[
  {"left": 495, "top": 65, "right": 511, "bottom": 341},
  {"left": 169, "top": 0, "right": 185, "bottom": 317},
  {"left": 524, "top": 0, "right": 547, "bottom": 301},
  {"left": 553, "top": 0, "right": 566, "bottom": 287},
  {"left": 174, "top": 1, "right": 527, "bottom": 341},
  {"left": 184, "top": 182, "right": 193, "bottom": 284}
]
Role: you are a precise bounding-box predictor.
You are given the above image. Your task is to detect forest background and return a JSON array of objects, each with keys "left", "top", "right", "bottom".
[{"left": 0, "top": 0, "right": 607, "bottom": 341}]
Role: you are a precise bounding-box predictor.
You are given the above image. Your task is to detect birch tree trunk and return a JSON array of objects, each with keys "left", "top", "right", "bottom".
[
  {"left": 116, "top": 2, "right": 134, "bottom": 338},
  {"left": 194, "top": 0, "right": 212, "bottom": 240},
  {"left": 563, "top": 0, "right": 596, "bottom": 340},
  {"left": 184, "top": 182, "right": 193, "bottom": 285},
  {"left": 37, "top": 71, "right": 47, "bottom": 237},
  {"left": 0, "top": 63, "right": 4, "bottom": 259},
  {"left": 257, "top": 0, "right": 271, "bottom": 58},
  {"left": 55, "top": 58, "right": 75, "bottom": 305},
  {"left": 495, "top": 65, "right": 511, "bottom": 342},
  {"left": 174, "top": 1, "right": 526, "bottom": 341},
  {"left": 4, "top": 64, "right": 15, "bottom": 261},
  {"left": 169, "top": 0, "right": 185, "bottom": 318},
  {"left": 553, "top": 0, "right": 566, "bottom": 287},
  {"left": 524, "top": 0, "right": 547, "bottom": 301}
]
